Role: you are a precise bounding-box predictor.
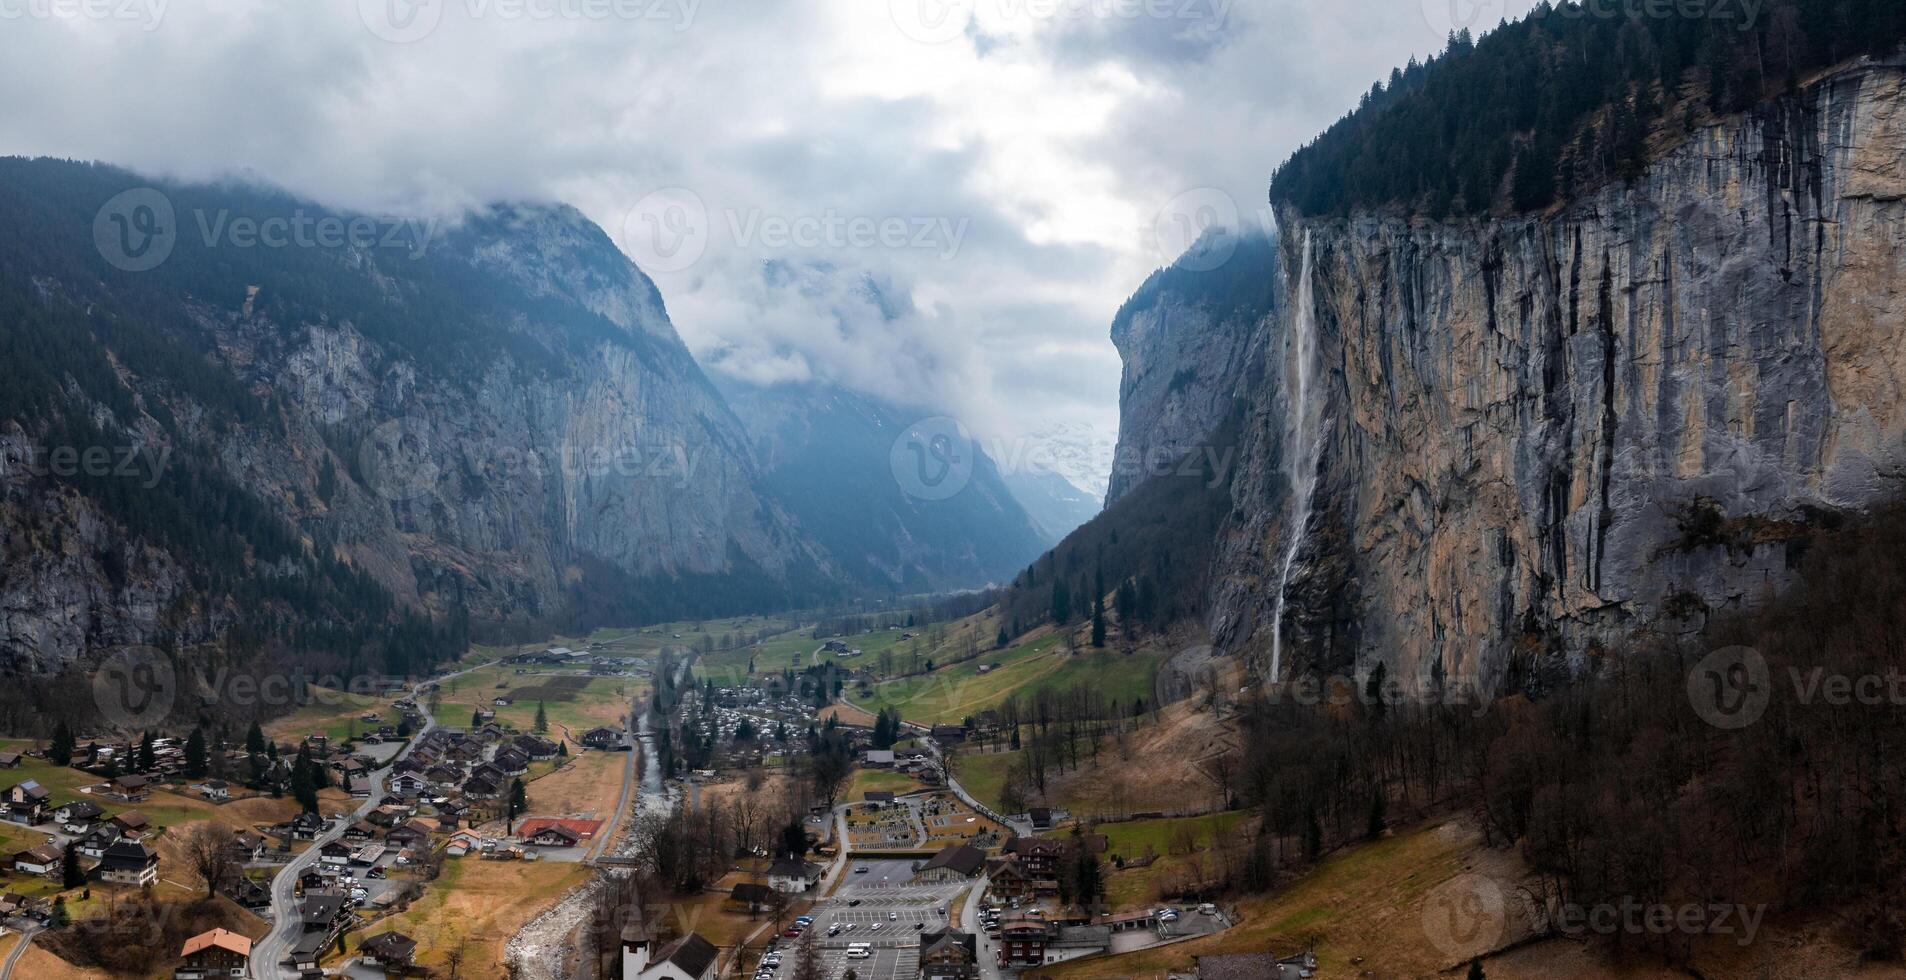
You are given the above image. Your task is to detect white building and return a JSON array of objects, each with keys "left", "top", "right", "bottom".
[
  {"left": 623, "top": 930, "right": 717, "bottom": 980},
  {"left": 767, "top": 859, "right": 822, "bottom": 893}
]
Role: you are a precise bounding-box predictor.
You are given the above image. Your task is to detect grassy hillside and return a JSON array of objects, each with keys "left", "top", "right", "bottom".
[
  {"left": 1032, "top": 819, "right": 1510, "bottom": 979},
  {"left": 842, "top": 629, "right": 1165, "bottom": 727},
  {"left": 950, "top": 696, "right": 1241, "bottom": 817}
]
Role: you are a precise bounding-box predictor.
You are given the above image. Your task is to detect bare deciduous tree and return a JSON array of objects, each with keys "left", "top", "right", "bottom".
[
  {"left": 442, "top": 930, "right": 466, "bottom": 980},
  {"left": 792, "top": 933, "right": 824, "bottom": 980},
  {"left": 182, "top": 821, "right": 234, "bottom": 898}
]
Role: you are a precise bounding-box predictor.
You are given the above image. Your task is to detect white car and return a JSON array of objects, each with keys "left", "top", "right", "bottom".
[{"left": 889, "top": 911, "right": 898, "bottom": 921}]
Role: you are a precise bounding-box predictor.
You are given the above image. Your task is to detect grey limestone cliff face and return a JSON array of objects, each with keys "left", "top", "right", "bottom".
[
  {"left": 0, "top": 192, "right": 815, "bottom": 669},
  {"left": 1203, "top": 60, "right": 1906, "bottom": 691},
  {"left": 228, "top": 207, "right": 815, "bottom": 625},
  {"left": 1107, "top": 232, "right": 1276, "bottom": 504}
]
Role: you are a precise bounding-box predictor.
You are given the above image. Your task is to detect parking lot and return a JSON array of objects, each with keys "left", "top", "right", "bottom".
[
  {"left": 320, "top": 852, "right": 405, "bottom": 909},
  {"left": 836, "top": 858, "right": 922, "bottom": 891},
  {"left": 766, "top": 862, "right": 969, "bottom": 980}
]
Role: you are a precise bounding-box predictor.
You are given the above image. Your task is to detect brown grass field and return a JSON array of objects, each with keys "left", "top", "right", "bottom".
[
  {"left": 11, "top": 943, "right": 112, "bottom": 980},
  {"left": 383, "top": 858, "right": 591, "bottom": 978},
  {"left": 818, "top": 702, "right": 877, "bottom": 727},
  {"left": 521, "top": 750, "right": 627, "bottom": 819}
]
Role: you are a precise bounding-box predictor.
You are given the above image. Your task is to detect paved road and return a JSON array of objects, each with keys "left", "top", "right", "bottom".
[
  {"left": 903, "top": 796, "right": 930, "bottom": 846},
  {"left": 0, "top": 925, "right": 40, "bottom": 980},
  {"left": 901, "top": 721, "right": 1032, "bottom": 837},
  {"left": 581, "top": 694, "right": 641, "bottom": 866},
  {"left": 250, "top": 662, "right": 486, "bottom": 978},
  {"left": 957, "top": 876, "right": 1012, "bottom": 980},
  {"left": 556, "top": 691, "right": 645, "bottom": 980}
]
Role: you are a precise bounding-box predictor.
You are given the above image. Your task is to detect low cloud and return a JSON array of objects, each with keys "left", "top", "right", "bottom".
[{"left": 0, "top": 0, "right": 1536, "bottom": 487}]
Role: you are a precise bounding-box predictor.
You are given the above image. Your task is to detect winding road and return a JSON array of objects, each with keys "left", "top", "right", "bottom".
[
  {"left": 901, "top": 720, "right": 1032, "bottom": 837},
  {"left": 0, "top": 925, "right": 39, "bottom": 980},
  {"left": 250, "top": 661, "right": 486, "bottom": 978}
]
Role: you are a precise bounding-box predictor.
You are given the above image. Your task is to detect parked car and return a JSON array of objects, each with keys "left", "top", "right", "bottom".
[{"left": 889, "top": 911, "right": 897, "bottom": 921}]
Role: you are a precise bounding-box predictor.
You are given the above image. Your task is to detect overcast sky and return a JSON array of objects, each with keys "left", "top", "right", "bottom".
[{"left": 0, "top": 0, "right": 1533, "bottom": 492}]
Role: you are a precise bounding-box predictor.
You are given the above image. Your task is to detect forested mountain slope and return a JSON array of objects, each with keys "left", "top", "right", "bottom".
[{"left": 0, "top": 158, "right": 834, "bottom": 722}]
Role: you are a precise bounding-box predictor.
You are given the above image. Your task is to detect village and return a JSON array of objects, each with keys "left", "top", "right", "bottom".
[
  {"left": 0, "top": 633, "right": 669, "bottom": 980},
  {"left": 602, "top": 621, "right": 1307, "bottom": 980},
  {"left": 0, "top": 615, "right": 1306, "bottom": 980},
  {"left": 691, "top": 726, "right": 1288, "bottom": 980}
]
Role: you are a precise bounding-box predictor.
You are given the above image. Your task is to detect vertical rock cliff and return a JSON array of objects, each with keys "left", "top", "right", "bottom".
[
  {"left": 1107, "top": 231, "right": 1276, "bottom": 505},
  {"left": 1206, "top": 59, "right": 1906, "bottom": 691}
]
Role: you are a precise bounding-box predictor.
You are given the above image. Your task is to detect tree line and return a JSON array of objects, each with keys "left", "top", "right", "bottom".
[
  {"left": 1186, "top": 501, "right": 1906, "bottom": 962},
  {"left": 1271, "top": 0, "right": 1906, "bottom": 219}
]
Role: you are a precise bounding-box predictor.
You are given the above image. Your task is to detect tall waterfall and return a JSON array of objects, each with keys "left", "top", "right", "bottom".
[{"left": 1270, "top": 230, "right": 1321, "bottom": 679}]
